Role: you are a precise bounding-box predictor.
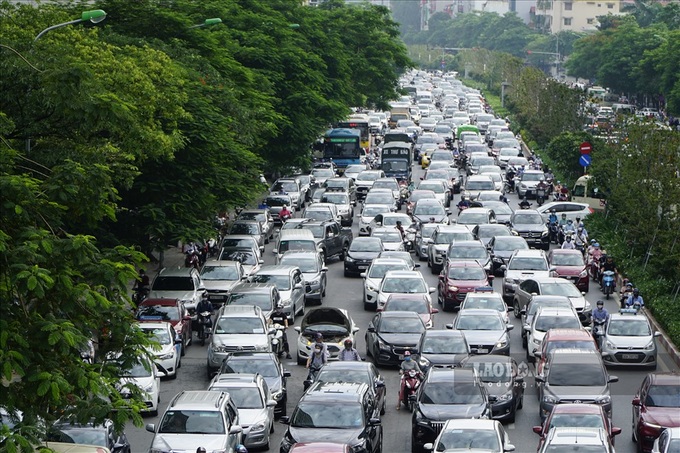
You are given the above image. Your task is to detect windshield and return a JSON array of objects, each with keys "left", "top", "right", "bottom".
[
  {"left": 500, "top": 148, "right": 520, "bottom": 157},
  {"left": 419, "top": 183, "right": 445, "bottom": 194},
  {"left": 230, "top": 223, "right": 260, "bottom": 235},
  {"left": 143, "top": 327, "right": 172, "bottom": 345},
  {"left": 435, "top": 231, "right": 473, "bottom": 244},
  {"left": 223, "top": 361, "right": 278, "bottom": 377},
  {"left": 379, "top": 317, "right": 425, "bottom": 333},
  {"left": 280, "top": 257, "right": 319, "bottom": 273},
  {"left": 357, "top": 172, "right": 381, "bottom": 182},
  {"left": 222, "top": 238, "right": 256, "bottom": 249},
  {"left": 522, "top": 173, "right": 545, "bottom": 182},
  {"left": 541, "top": 283, "right": 582, "bottom": 298},
  {"left": 646, "top": 385, "right": 680, "bottom": 407},
  {"left": 448, "top": 246, "right": 487, "bottom": 260},
  {"left": 373, "top": 231, "right": 402, "bottom": 242},
  {"left": 386, "top": 299, "right": 428, "bottom": 314},
  {"left": 410, "top": 191, "right": 436, "bottom": 203},
  {"left": 305, "top": 210, "right": 334, "bottom": 221},
  {"left": 464, "top": 296, "right": 505, "bottom": 312},
  {"left": 422, "top": 336, "right": 467, "bottom": 354},
  {"left": 466, "top": 361, "right": 513, "bottom": 383},
  {"left": 265, "top": 196, "right": 289, "bottom": 207},
  {"left": 223, "top": 387, "right": 263, "bottom": 409},
  {"left": 345, "top": 165, "right": 366, "bottom": 174},
  {"left": 528, "top": 301, "right": 572, "bottom": 317},
  {"left": 362, "top": 206, "right": 390, "bottom": 218},
  {"left": 509, "top": 257, "right": 548, "bottom": 271},
  {"left": 368, "top": 263, "right": 409, "bottom": 278},
  {"left": 383, "top": 215, "right": 412, "bottom": 227},
  {"left": 435, "top": 429, "right": 499, "bottom": 451},
  {"left": 122, "top": 360, "right": 153, "bottom": 378},
  {"left": 546, "top": 340, "right": 597, "bottom": 356},
  {"left": 447, "top": 266, "right": 487, "bottom": 280},
  {"left": 214, "top": 317, "right": 265, "bottom": 335},
  {"left": 457, "top": 212, "right": 490, "bottom": 225},
  {"left": 48, "top": 428, "right": 107, "bottom": 447},
  {"left": 292, "top": 403, "right": 363, "bottom": 428},
  {"left": 425, "top": 171, "right": 450, "bottom": 181},
  {"left": 513, "top": 213, "right": 544, "bottom": 225},
  {"left": 250, "top": 274, "right": 291, "bottom": 290},
  {"left": 373, "top": 180, "right": 399, "bottom": 191},
  {"left": 381, "top": 277, "right": 427, "bottom": 294},
  {"left": 220, "top": 250, "right": 257, "bottom": 265},
  {"left": 541, "top": 447, "right": 609, "bottom": 453},
  {"left": 312, "top": 169, "right": 334, "bottom": 178},
  {"left": 608, "top": 319, "right": 651, "bottom": 336},
  {"left": 550, "top": 414, "right": 605, "bottom": 430},
  {"left": 421, "top": 382, "right": 484, "bottom": 405},
  {"left": 152, "top": 276, "right": 194, "bottom": 291},
  {"left": 548, "top": 363, "right": 606, "bottom": 386},
  {"left": 201, "top": 266, "right": 240, "bottom": 281},
  {"left": 322, "top": 193, "right": 349, "bottom": 204},
  {"left": 159, "top": 410, "right": 225, "bottom": 434},
  {"left": 466, "top": 181, "right": 495, "bottom": 191},
  {"left": 456, "top": 315, "right": 503, "bottom": 331},
  {"left": 536, "top": 316, "right": 582, "bottom": 332},
  {"left": 137, "top": 305, "right": 179, "bottom": 322},
  {"left": 350, "top": 239, "right": 382, "bottom": 252},
  {"left": 476, "top": 225, "right": 511, "bottom": 238},
  {"left": 551, "top": 253, "right": 585, "bottom": 266},
  {"left": 229, "top": 293, "right": 273, "bottom": 312},
  {"left": 364, "top": 193, "right": 394, "bottom": 205},
  {"left": 484, "top": 202, "right": 513, "bottom": 215},
  {"left": 279, "top": 240, "right": 317, "bottom": 254},
  {"left": 325, "top": 180, "right": 348, "bottom": 189}
]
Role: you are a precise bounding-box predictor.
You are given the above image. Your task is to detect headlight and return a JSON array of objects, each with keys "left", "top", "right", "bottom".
[
  {"left": 595, "top": 395, "right": 611, "bottom": 404},
  {"left": 643, "top": 421, "right": 663, "bottom": 429},
  {"left": 255, "top": 344, "right": 269, "bottom": 352},
  {"left": 249, "top": 421, "right": 267, "bottom": 433},
  {"left": 211, "top": 344, "right": 229, "bottom": 353},
  {"left": 495, "top": 340, "right": 508, "bottom": 349},
  {"left": 541, "top": 230, "right": 549, "bottom": 237},
  {"left": 532, "top": 338, "right": 541, "bottom": 345},
  {"left": 378, "top": 338, "right": 390, "bottom": 351},
  {"left": 497, "top": 391, "right": 513, "bottom": 401},
  {"left": 351, "top": 441, "right": 368, "bottom": 453},
  {"left": 144, "top": 383, "right": 154, "bottom": 392},
  {"left": 579, "top": 269, "right": 588, "bottom": 278},
  {"left": 282, "top": 299, "right": 292, "bottom": 307},
  {"left": 605, "top": 341, "right": 615, "bottom": 350},
  {"left": 272, "top": 390, "right": 283, "bottom": 401},
  {"left": 437, "top": 250, "right": 446, "bottom": 256},
  {"left": 543, "top": 395, "right": 559, "bottom": 404},
  {"left": 644, "top": 341, "right": 655, "bottom": 350},
  {"left": 308, "top": 279, "right": 320, "bottom": 286},
  {"left": 584, "top": 301, "right": 592, "bottom": 312},
  {"left": 448, "top": 285, "right": 459, "bottom": 292},
  {"left": 345, "top": 256, "right": 355, "bottom": 263},
  {"left": 520, "top": 184, "right": 527, "bottom": 189},
  {"left": 367, "top": 285, "right": 378, "bottom": 292},
  {"left": 157, "top": 352, "right": 174, "bottom": 360},
  {"left": 419, "top": 357, "right": 430, "bottom": 367}
]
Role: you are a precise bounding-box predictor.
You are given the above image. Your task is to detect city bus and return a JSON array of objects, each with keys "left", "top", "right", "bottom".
[
  {"left": 336, "top": 115, "right": 370, "bottom": 150},
  {"left": 322, "top": 128, "right": 363, "bottom": 172}
]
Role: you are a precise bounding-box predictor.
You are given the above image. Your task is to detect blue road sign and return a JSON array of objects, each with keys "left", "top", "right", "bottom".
[{"left": 579, "top": 154, "right": 592, "bottom": 167}]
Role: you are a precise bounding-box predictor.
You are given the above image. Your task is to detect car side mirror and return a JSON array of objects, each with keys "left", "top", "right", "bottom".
[
  {"left": 431, "top": 308, "right": 439, "bottom": 314},
  {"left": 266, "top": 399, "right": 277, "bottom": 407},
  {"left": 367, "top": 326, "right": 375, "bottom": 333},
  {"left": 294, "top": 283, "right": 303, "bottom": 290},
  {"left": 632, "top": 396, "right": 641, "bottom": 406},
  {"left": 183, "top": 315, "right": 192, "bottom": 321},
  {"left": 155, "top": 363, "right": 168, "bottom": 376},
  {"left": 506, "top": 324, "right": 514, "bottom": 331},
  {"left": 294, "top": 326, "right": 301, "bottom": 333},
  {"left": 368, "top": 417, "right": 381, "bottom": 426},
  {"left": 445, "top": 323, "right": 453, "bottom": 329},
  {"left": 608, "top": 376, "right": 619, "bottom": 383},
  {"left": 145, "top": 424, "right": 156, "bottom": 433},
  {"left": 283, "top": 370, "right": 291, "bottom": 378},
  {"left": 229, "top": 425, "right": 243, "bottom": 435},
  {"left": 353, "top": 327, "right": 360, "bottom": 333},
  {"left": 654, "top": 331, "right": 661, "bottom": 337},
  {"left": 429, "top": 287, "right": 436, "bottom": 293},
  {"left": 532, "top": 426, "right": 543, "bottom": 435},
  {"left": 612, "top": 427, "right": 622, "bottom": 436},
  {"left": 423, "top": 443, "right": 434, "bottom": 452},
  {"left": 360, "top": 273, "right": 367, "bottom": 278},
  {"left": 499, "top": 265, "right": 507, "bottom": 272},
  {"left": 321, "top": 267, "right": 328, "bottom": 272},
  {"left": 259, "top": 259, "right": 265, "bottom": 264}
]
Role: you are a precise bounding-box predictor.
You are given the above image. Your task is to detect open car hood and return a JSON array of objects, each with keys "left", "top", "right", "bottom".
[{"left": 300, "top": 307, "right": 352, "bottom": 337}]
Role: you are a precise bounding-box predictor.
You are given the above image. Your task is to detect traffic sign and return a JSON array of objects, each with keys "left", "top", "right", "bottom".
[
  {"left": 579, "top": 154, "right": 592, "bottom": 167},
  {"left": 580, "top": 142, "right": 592, "bottom": 154}
]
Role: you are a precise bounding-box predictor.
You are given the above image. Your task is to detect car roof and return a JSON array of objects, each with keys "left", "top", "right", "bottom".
[
  {"left": 383, "top": 270, "right": 424, "bottom": 278},
  {"left": 648, "top": 372, "right": 680, "bottom": 385},
  {"left": 449, "top": 240, "right": 486, "bottom": 248},
  {"left": 549, "top": 403, "right": 605, "bottom": 415},
  {"left": 225, "top": 352, "right": 279, "bottom": 361},
  {"left": 446, "top": 260, "right": 485, "bottom": 269},
  {"left": 385, "top": 293, "right": 429, "bottom": 303},
  {"left": 441, "top": 419, "right": 500, "bottom": 430},
  {"left": 426, "top": 367, "right": 477, "bottom": 383},
  {"left": 511, "top": 249, "right": 546, "bottom": 257},
  {"left": 137, "top": 322, "right": 172, "bottom": 330},
  {"left": 321, "top": 361, "right": 375, "bottom": 371},
  {"left": 378, "top": 310, "right": 423, "bottom": 319},
  {"left": 229, "top": 283, "right": 276, "bottom": 294},
  {"left": 545, "top": 427, "right": 608, "bottom": 446},
  {"left": 548, "top": 348, "right": 603, "bottom": 363},
  {"left": 459, "top": 207, "right": 493, "bottom": 215},
  {"left": 202, "top": 260, "right": 241, "bottom": 268},
  {"left": 435, "top": 225, "right": 471, "bottom": 232},
  {"left": 458, "top": 308, "right": 503, "bottom": 317},
  {"left": 370, "top": 258, "right": 411, "bottom": 266},
  {"left": 210, "top": 373, "right": 261, "bottom": 386},
  {"left": 157, "top": 267, "right": 196, "bottom": 277},
  {"left": 255, "top": 265, "right": 299, "bottom": 275},
  {"left": 423, "top": 329, "right": 466, "bottom": 338},
  {"left": 302, "top": 382, "right": 368, "bottom": 403},
  {"left": 550, "top": 249, "right": 584, "bottom": 255},
  {"left": 219, "top": 305, "right": 264, "bottom": 317},
  {"left": 169, "top": 390, "right": 229, "bottom": 409},
  {"left": 544, "top": 329, "right": 594, "bottom": 341},
  {"left": 535, "top": 307, "right": 578, "bottom": 317}
]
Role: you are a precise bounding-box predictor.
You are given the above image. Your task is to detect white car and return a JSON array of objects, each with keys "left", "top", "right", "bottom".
[
  {"left": 139, "top": 322, "right": 181, "bottom": 379},
  {"left": 370, "top": 227, "right": 405, "bottom": 251},
  {"left": 525, "top": 306, "right": 583, "bottom": 360},
  {"left": 358, "top": 204, "right": 392, "bottom": 236},
  {"left": 361, "top": 258, "right": 412, "bottom": 311},
  {"left": 536, "top": 201, "right": 593, "bottom": 223},
  {"left": 376, "top": 270, "right": 435, "bottom": 310},
  {"left": 118, "top": 355, "right": 161, "bottom": 415},
  {"left": 460, "top": 289, "right": 510, "bottom": 324}
]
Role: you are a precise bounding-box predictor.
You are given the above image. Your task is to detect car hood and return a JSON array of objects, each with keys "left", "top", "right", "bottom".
[
  {"left": 447, "top": 278, "right": 489, "bottom": 288},
  {"left": 301, "top": 271, "right": 323, "bottom": 282},
  {"left": 421, "top": 353, "right": 467, "bottom": 367},
  {"left": 459, "top": 330, "right": 506, "bottom": 345},
  {"left": 484, "top": 381, "right": 515, "bottom": 397},
  {"left": 512, "top": 223, "right": 547, "bottom": 233},
  {"left": 566, "top": 295, "right": 587, "bottom": 310},
  {"left": 265, "top": 377, "right": 283, "bottom": 394},
  {"left": 378, "top": 332, "right": 423, "bottom": 347},
  {"left": 643, "top": 407, "right": 680, "bottom": 428},
  {"left": 151, "top": 434, "right": 227, "bottom": 452},
  {"left": 544, "top": 385, "right": 610, "bottom": 401},
  {"left": 203, "top": 280, "right": 240, "bottom": 292},
  {"left": 212, "top": 334, "right": 270, "bottom": 348},
  {"left": 414, "top": 213, "right": 447, "bottom": 223},
  {"left": 148, "top": 290, "right": 195, "bottom": 303},
  {"left": 238, "top": 408, "right": 269, "bottom": 427},
  {"left": 418, "top": 402, "right": 487, "bottom": 420},
  {"left": 300, "top": 307, "right": 352, "bottom": 334},
  {"left": 492, "top": 250, "right": 514, "bottom": 261},
  {"left": 287, "top": 427, "right": 362, "bottom": 446},
  {"left": 552, "top": 265, "right": 586, "bottom": 276},
  {"left": 241, "top": 264, "right": 259, "bottom": 277},
  {"left": 605, "top": 335, "right": 653, "bottom": 348},
  {"left": 432, "top": 244, "right": 449, "bottom": 253},
  {"left": 382, "top": 241, "right": 405, "bottom": 251},
  {"left": 347, "top": 251, "right": 381, "bottom": 260},
  {"left": 118, "top": 375, "right": 154, "bottom": 395}
]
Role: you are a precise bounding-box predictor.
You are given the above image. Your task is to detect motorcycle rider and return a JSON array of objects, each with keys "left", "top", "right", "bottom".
[
  {"left": 600, "top": 255, "right": 617, "bottom": 287},
  {"left": 547, "top": 209, "right": 558, "bottom": 226},
  {"left": 505, "top": 166, "right": 516, "bottom": 193},
  {"left": 592, "top": 300, "right": 609, "bottom": 347},
  {"left": 395, "top": 220, "right": 406, "bottom": 241},
  {"left": 279, "top": 204, "right": 292, "bottom": 222},
  {"left": 397, "top": 351, "right": 422, "bottom": 410},
  {"left": 132, "top": 269, "right": 150, "bottom": 306},
  {"left": 561, "top": 234, "right": 576, "bottom": 249},
  {"left": 535, "top": 179, "right": 548, "bottom": 204},
  {"left": 269, "top": 303, "right": 292, "bottom": 359},
  {"left": 519, "top": 197, "right": 531, "bottom": 209},
  {"left": 574, "top": 227, "right": 588, "bottom": 253},
  {"left": 306, "top": 343, "right": 327, "bottom": 381},
  {"left": 626, "top": 288, "right": 645, "bottom": 308},
  {"left": 338, "top": 339, "right": 361, "bottom": 361},
  {"left": 547, "top": 209, "right": 559, "bottom": 243},
  {"left": 457, "top": 197, "right": 471, "bottom": 214},
  {"left": 196, "top": 293, "right": 214, "bottom": 334}
]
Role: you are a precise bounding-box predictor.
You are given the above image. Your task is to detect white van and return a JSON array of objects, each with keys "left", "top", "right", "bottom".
[
  {"left": 416, "top": 90, "right": 433, "bottom": 104},
  {"left": 273, "top": 229, "right": 319, "bottom": 263}
]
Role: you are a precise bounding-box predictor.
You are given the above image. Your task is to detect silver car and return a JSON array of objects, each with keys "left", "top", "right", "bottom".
[
  {"left": 200, "top": 261, "right": 247, "bottom": 307},
  {"left": 250, "top": 265, "right": 306, "bottom": 322},
  {"left": 279, "top": 250, "right": 328, "bottom": 305},
  {"left": 361, "top": 258, "right": 412, "bottom": 311},
  {"left": 600, "top": 311, "right": 660, "bottom": 368}
]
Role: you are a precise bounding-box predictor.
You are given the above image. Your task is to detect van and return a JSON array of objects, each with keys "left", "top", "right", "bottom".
[
  {"left": 416, "top": 90, "right": 433, "bottom": 104},
  {"left": 273, "top": 229, "right": 319, "bottom": 263}
]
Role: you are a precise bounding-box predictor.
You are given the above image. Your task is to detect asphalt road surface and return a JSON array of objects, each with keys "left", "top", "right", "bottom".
[{"left": 126, "top": 162, "right": 679, "bottom": 453}]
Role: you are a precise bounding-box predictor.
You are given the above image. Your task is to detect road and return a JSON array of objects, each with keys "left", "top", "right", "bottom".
[{"left": 126, "top": 161, "right": 679, "bottom": 453}]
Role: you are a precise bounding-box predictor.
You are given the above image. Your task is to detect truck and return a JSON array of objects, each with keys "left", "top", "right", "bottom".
[
  {"left": 380, "top": 141, "right": 413, "bottom": 182},
  {"left": 388, "top": 103, "right": 411, "bottom": 128}
]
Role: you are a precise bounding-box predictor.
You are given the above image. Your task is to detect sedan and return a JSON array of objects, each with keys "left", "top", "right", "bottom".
[
  {"left": 361, "top": 258, "right": 412, "bottom": 311},
  {"left": 548, "top": 248, "right": 589, "bottom": 292},
  {"left": 536, "top": 201, "right": 593, "bottom": 223},
  {"left": 381, "top": 293, "right": 439, "bottom": 329},
  {"left": 533, "top": 403, "right": 621, "bottom": 451},
  {"left": 422, "top": 419, "right": 514, "bottom": 453},
  {"left": 228, "top": 220, "right": 266, "bottom": 250},
  {"left": 459, "top": 289, "right": 509, "bottom": 324},
  {"left": 138, "top": 321, "right": 181, "bottom": 379},
  {"left": 200, "top": 260, "right": 247, "bottom": 307},
  {"left": 472, "top": 223, "right": 514, "bottom": 246},
  {"left": 279, "top": 250, "right": 328, "bottom": 305},
  {"left": 449, "top": 309, "right": 513, "bottom": 355},
  {"left": 632, "top": 372, "right": 680, "bottom": 452},
  {"left": 344, "top": 237, "right": 385, "bottom": 277},
  {"left": 417, "top": 329, "right": 470, "bottom": 373},
  {"left": 488, "top": 235, "right": 530, "bottom": 276},
  {"left": 365, "top": 311, "right": 426, "bottom": 366},
  {"left": 136, "top": 298, "right": 192, "bottom": 356},
  {"left": 437, "top": 261, "right": 492, "bottom": 311},
  {"left": 47, "top": 419, "right": 131, "bottom": 453},
  {"left": 370, "top": 227, "right": 405, "bottom": 251},
  {"left": 312, "top": 361, "right": 387, "bottom": 416},
  {"left": 376, "top": 270, "right": 435, "bottom": 310},
  {"left": 412, "top": 199, "right": 450, "bottom": 225}
]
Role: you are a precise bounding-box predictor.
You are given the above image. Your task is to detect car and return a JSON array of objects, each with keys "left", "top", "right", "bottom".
[
  {"left": 536, "top": 348, "right": 618, "bottom": 421},
  {"left": 411, "top": 199, "right": 449, "bottom": 225},
  {"left": 462, "top": 175, "right": 496, "bottom": 198},
  {"left": 221, "top": 234, "right": 265, "bottom": 256},
  {"left": 652, "top": 427, "right": 680, "bottom": 453},
  {"left": 218, "top": 246, "right": 264, "bottom": 277},
  {"left": 548, "top": 248, "right": 589, "bottom": 292},
  {"left": 376, "top": 270, "right": 435, "bottom": 310},
  {"left": 47, "top": 419, "right": 131, "bottom": 453},
  {"left": 364, "top": 189, "right": 398, "bottom": 213},
  {"left": 207, "top": 373, "right": 276, "bottom": 450},
  {"left": 449, "top": 308, "right": 513, "bottom": 355},
  {"left": 536, "top": 201, "right": 594, "bottom": 223},
  {"left": 467, "top": 156, "right": 496, "bottom": 177},
  {"left": 416, "top": 180, "right": 451, "bottom": 207},
  {"left": 381, "top": 293, "right": 438, "bottom": 329},
  {"left": 459, "top": 288, "right": 509, "bottom": 324},
  {"left": 480, "top": 200, "right": 514, "bottom": 225},
  {"left": 437, "top": 261, "right": 492, "bottom": 311},
  {"left": 519, "top": 295, "right": 574, "bottom": 347},
  {"left": 525, "top": 306, "right": 583, "bottom": 362},
  {"left": 236, "top": 209, "right": 275, "bottom": 243},
  {"left": 310, "top": 167, "right": 336, "bottom": 187},
  {"left": 294, "top": 307, "right": 360, "bottom": 365},
  {"left": 370, "top": 227, "right": 405, "bottom": 251},
  {"left": 207, "top": 305, "right": 273, "bottom": 376},
  {"left": 414, "top": 223, "right": 439, "bottom": 261},
  {"left": 512, "top": 277, "right": 592, "bottom": 326},
  {"left": 411, "top": 368, "right": 491, "bottom": 453},
  {"left": 279, "top": 382, "right": 382, "bottom": 453},
  {"left": 147, "top": 267, "right": 206, "bottom": 326},
  {"left": 600, "top": 310, "right": 660, "bottom": 368},
  {"left": 319, "top": 191, "right": 355, "bottom": 226},
  {"left": 460, "top": 355, "right": 525, "bottom": 423},
  {"left": 264, "top": 194, "right": 294, "bottom": 225},
  {"left": 323, "top": 177, "right": 357, "bottom": 202},
  {"left": 145, "top": 391, "right": 242, "bottom": 453},
  {"left": 633, "top": 372, "right": 680, "bottom": 452},
  {"left": 536, "top": 328, "right": 600, "bottom": 375},
  {"left": 509, "top": 209, "right": 550, "bottom": 250},
  {"left": 311, "top": 361, "right": 387, "bottom": 417},
  {"left": 219, "top": 352, "right": 290, "bottom": 417},
  {"left": 361, "top": 258, "right": 412, "bottom": 311},
  {"left": 501, "top": 249, "right": 551, "bottom": 302},
  {"left": 416, "top": 329, "right": 470, "bottom": 373},
  {"left": 136, "top": 298, "right": 192, "bottom": 356},
  {"left": 487, "top": 235, "right": 530, "bottom": 276},
  {"left": 115, "top": 355, "right": 162, "bottom": 416},
  {"left": 227, "top": 282, "right": 279, "bottom": 320},
  {"left": 422, "top": 419, "right": 515, "bottom": 453},
  {"left": 406, "top": 190, "right": 437, "bottom": 216},
  {"left": 271, "top": 178, "right": 303, "bottom": 210},
  {"left": 369, "top": 212, "right": 414, "bottom": 235},
  {"left": 356, "top": 170, "right": 387, "bottom": 201},
  {"left": 292, "top": 173, "right": 315, "bottom": 203},
  {"left": 344, "top": 236, "right": 385, "bottom": 277},
  {"left": 517, "top": 169, "right": 546, "bottom": 198},
  {"left": 426, "top": 224, "right": 474, "bottom": 274},
  {"left": 199, "top": 261, "right": 247, "bottom": 307},
  {"left": 497, "top": 147, "right": 523, "bottom": 168},
  {"left": 444, "top": 239, "right": 491, "bottom": 274},
  {"left": 365, "top": 311, "right": 426, "bottom": 366},
  {"left": 228, "top": 220, "right": 267, "bottom": 250},
  {"left": 279, "top": 250, "right": 328, "bottom": 305},
  {"left": 533, "top": 403, "right": 622, "bottom": 450},
  {"left": 372, "top": 177, "right": 402, "bottom": 204},
  {"left": 303, "top": 202, "right": 340, "bottom": 223},
  {"left": 358, "top": 204, "right": 392, "bottom": 236},
  {"left": 138, "top": 321, "right": 182, "bottom": 379},
  {"left": 250, "top": 265, "right": 306, "bottom": 322},
  {"left": 455, "top": 207, "right": 497, "bottom": 232},
  {"left": 471, "top": 223, "right": 514, "bottom": 247},
  {"left": 538, "top": 427, "right": 615, "bottom": 453},
  {"left": 378, "top": 251, "right": 419, "bottom": 271},
  {"left": 289, "top": 443, "right": 351, "bottom": 453},
  {"left": 344, "top": 164, "right": 370, "bottom": 181}
]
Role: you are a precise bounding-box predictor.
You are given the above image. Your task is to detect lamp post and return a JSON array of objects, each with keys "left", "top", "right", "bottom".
[
  {"left": 189, "top": 18, "right": 223, "bottom": 29},
  {"left": 34, "top": 10, "right": 107, "bottom": 42}
]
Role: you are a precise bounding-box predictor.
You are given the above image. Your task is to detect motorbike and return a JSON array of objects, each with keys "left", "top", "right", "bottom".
[
  {"left": 197, "top": 311, "right": 213, "bottom": 346},
  {"left": 399, "top": 370, "right": 423, "bottom": 413},
  {"left": 535, "top": 187, "right": 546, "bottom": 206},
  {"left": 132, "top": 286, "right": 149, "bottom": 307},
  {"left": 270, "top": 323, "right": 285, "bottom": 357},
  {"left": 518, "top": 201, "right": 532, "bottom": 210},
  {"left": 588, "top": 257, "right": 602, "bottom": 281},
  {"left": 593, "top": 319, "right": 606, "bottom": 349},
  {"left": 304, "top": 365, "right": 321, "bottom": 391},
  {"left": 548, "top": 222, "right": 560, "bottom": 244},
  {"left": 602, "top": 270, "right": 616, "bottom": 299},
  {"left": 185, "top": 251, "right": 200, "bottom": 269},
  {"left": 279, "top": 212, "right": 292, "bottom": 224}
]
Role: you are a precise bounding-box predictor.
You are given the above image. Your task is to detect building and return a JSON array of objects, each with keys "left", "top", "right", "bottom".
[{"left": 534, "top": 0, "right": 624, "bottom": 33}]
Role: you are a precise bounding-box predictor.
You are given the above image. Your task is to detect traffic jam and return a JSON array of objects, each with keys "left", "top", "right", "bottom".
[{"left": 118, "top": 70, "right": 680, "bottom": 453}]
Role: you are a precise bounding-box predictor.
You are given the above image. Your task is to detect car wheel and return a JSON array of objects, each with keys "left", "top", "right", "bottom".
[
  {"left": 180, "top": 338, "right": 186, "bottom": 357},
  {"left": 340, "top": 245, "right": 348, "bottom": 261},
  {"left": 513, "top": 300, "right": 521, "bottom": 319},
  {"left": 380, "top": 398, "right": 386, "bottom": 415},
  {"left": 270, "top": 420, "right": 275, "bottom": 434}
]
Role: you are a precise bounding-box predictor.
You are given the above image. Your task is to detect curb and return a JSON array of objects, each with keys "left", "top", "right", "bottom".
[{"left": 645, "top": 310, "right": 680, "bottom": 369}]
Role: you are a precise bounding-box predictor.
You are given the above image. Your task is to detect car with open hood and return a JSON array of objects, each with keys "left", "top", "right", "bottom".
[{"left": 294, "top": 307, "right": 359, "bottom": 365}]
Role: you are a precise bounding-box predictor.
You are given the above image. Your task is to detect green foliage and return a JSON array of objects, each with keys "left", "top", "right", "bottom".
[{"left": 542, "top": 131, "right": 602, "bottom": 185}]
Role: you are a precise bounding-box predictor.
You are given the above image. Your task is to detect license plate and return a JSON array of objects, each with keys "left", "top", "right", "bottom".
[
  {"left": 476, "top": 348, "right": 489, "bottom": 354},
  {"left": 358, "top": 265, "right": 368, "bottom": 270},
  {"left": 210, "top": 296, "right": 225, "bottom": 301},
  {"left": 622, "top": 354, "right": 639, "bottom": 359}
]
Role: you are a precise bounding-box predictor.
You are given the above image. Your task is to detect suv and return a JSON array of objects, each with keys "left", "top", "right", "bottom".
[
  {"left": 279, "top": 250, "right": 328, "bottom": 305},
  {"left": 207, "top": 305, "right": 273, "bottom": 376},
  {"left": 517, "top": 169, "right": 545, "bottom": 198},
  {"left": 250, "top": 265, "right": 306, "bottom": 322},
  {"left": 355, "top": 170, "right": 387, "bottom": 201},
  {"left": 226, "top": 283, "right": 280, "bottom": 321},
  {"left": 509, "top": 209, "right": 550, "bottom": 250},
  {"left": 145, "top": 391, "right": 242, "bottom": 453},
  {"left": 148, "top": 267, "right": 205, "bottom": 325},
  {"left": 271, "top": 178, "right": 303, "bottom": 210},
  {"left": 538, "top": 427, "right": 614, "bottom": 453},
  {"left": 450, "top": 308, "right": 513, "bottom": 356},
  {"left": 280, "top": 382, "right": 382, "bottom": 453},
  {"left": 600, "top": 310, "right": 660, "bottom": 368},
  {"left": 320, "top": 190, "right": 355, "bottom": 226},
  {"left": 501, "top": 249, "right": 551, "bottom": 303},
  {"left": 536, "top": 349, "right": 618, "bottom": 421},
  {"left": 323, "top": 177, "right": 357, "bottom": 202},
  {"left": 236, "top": 209, "right": 275, "bottom": 243},
  {"left": 411, "top": 368, "right": 491, "bottom": 453},
  {"left": 200, "top": 261, "right": 246, "bottom": 307},
  {"left": 208, "top": 373, "right": 276, "bottom": 450}
]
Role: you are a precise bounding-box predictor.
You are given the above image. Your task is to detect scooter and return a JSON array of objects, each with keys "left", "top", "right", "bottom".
[
  {"left": 602, "top": 271, "right": 616, "bottom": 299},
  {"left": 535, "top": 187, "right": 546, "bottom": 206},
  {"left": 270, "top": 324, "right": 285, "bottom": 357},
  {"left": 593, "top": 320, "right": 606, "bottom": 350},
  {"left": 197, "top": 311, "right": 212, "bottom": 346},
  {"left": 399, "top": 370, "right": 423, "bottom": 413},
  {"left": 303, "top": 366, "right": 321, "bottom": 391}
]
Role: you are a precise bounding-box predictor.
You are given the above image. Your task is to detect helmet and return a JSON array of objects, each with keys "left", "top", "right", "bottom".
[
  {"left": 590, "top": 239, "right": 596, "bottom": 244},
  {"left": 236, "top": 445, "right": 248, "bottom": 453},
  {"left": 566, "top": 236, "right": 572, "bottom": 241},
  {"left": 578, "top": 227, "right": 583, "bottom": 232},
  {"left": 344, "top": 339, "right": 353, "bottom": 347},
  {"left": 396, "top": 220, "right": 402, "bottom": 225},
  {"left": 551, "top": 209, "right": 556, "bottom": 213},
  {"left": 633, "top": 288, "right": 640, "bottom": 296},
  {"left": 197, "top": 448, "right": 207, "bottom": 453},
  {"left": 283, "top": 204, "right": 288, "bottom": 208},
  {"left": 567, "top": 219, "right": 573, "bottom": 224},
  {"left": 561, "top": 213, "right": 567, "bottom": 217},
  {"left": 276, "top": 302, "right": 284, "bottom": 309},
  {"left": 576, "top": 217, "right": 581, "bottom": 221},
  {"left": 314, "top": 332, "right": 323, "bottom": 340},
  {"left": 597, "top": 300, "right": 604, "bottom": 306},
  {"left": 403, "top": 350, "right": 411, "bottom": 356},
  {"left": 594, "top": 242, "right": 600, "bottom": 248}
]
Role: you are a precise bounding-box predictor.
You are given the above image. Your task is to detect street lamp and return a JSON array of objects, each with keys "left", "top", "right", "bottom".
[
  {"left": 189, "top": 18, "right": 223, "bottom": 29},
  {"left": 34, "top": 10, "right": 107, "bottom": 42}
]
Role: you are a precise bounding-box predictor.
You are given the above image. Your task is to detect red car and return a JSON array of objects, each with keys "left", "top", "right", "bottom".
[
  {"left": 136, "top": 298, "right": 192, "bottom": 355},
  {"left": 548, "top": 249, "right": 589, "bottom": 292},
  {"left": 379, "top": 293, "right": 439, "bottom": 329},
  {"left": 533, "top": 404, "right": 621, "bottom": 451},
  {"left": 535, "top": 328, "right": 598, "bottom": 376},
  {"left": 437, "top": 261, "right": 492, "bottom": 311},
  {"left": 632, "top": 372, "right": 680, "bottom": 452}
]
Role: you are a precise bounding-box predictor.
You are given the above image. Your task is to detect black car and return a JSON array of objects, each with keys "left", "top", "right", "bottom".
[
  {"left": 312, "top": 361, "right": 387, "bottom": 416},
  {"left": 365, "top": 311, "right": 426, "bottom": 366},
  {"left": 219, "top": 352, "right": 290, "bottom": 416},
  {"left": 509, "top": 209, "right": 550, "bottom": 250},
  {"left": 417, "top": 329, "right": 470, "bottom": 373},
  {"left": 280, "top": 382, "right": 382, "bottom": 453},
  {"left": 487, "top": 235, "right": 530, "bottom": 276},
  {"left": 344, "top": 237, "right": 385, "bottom": 277},
  {"left": 411, "top": 368, "right": 491, "bottom": 453},
  {"left": 47, "top": 419, "right": 131, "bottom": 453},
  {"left": 460, "top": 354, "right": 525, "bottom": 423}
]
